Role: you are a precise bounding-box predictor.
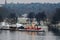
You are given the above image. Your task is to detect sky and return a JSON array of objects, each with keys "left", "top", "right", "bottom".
[{"left": 0, "top": 0, "right": 60, "bottom": 4}]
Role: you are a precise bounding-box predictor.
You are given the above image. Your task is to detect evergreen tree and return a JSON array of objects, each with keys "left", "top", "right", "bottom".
[{"left": 27, "top": 12, "right": 35, "bottom": 24}]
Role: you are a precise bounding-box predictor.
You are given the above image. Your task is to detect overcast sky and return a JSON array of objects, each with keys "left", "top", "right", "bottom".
[{"left": 0, "top": 0, "right": 60, "bottom": 4}]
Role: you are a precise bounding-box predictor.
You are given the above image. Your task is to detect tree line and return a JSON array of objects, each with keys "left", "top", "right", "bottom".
[
  {"left": 27, "top": 12, "right": 46, "bottom": 25},
  {"left": 0, "top": 7, "right": 60, "bottom": 26},
  {"left": 27, "top": 8, "right": 60, "bottom": 26}
]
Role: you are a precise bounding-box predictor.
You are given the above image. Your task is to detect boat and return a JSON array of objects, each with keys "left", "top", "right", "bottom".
[
  {"left": 0, "top": 22, "right": 46, "bottom": 32},
  {"left": 18, "top": 29, "right": 45, "bottom": 32},
  {"left": 18, "top": 26, "right": 45, "bottom": 32}
]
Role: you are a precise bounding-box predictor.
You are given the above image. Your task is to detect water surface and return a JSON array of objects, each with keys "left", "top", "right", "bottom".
[{"left": 0, "top": 30, "right": 60, "bottom": 40}]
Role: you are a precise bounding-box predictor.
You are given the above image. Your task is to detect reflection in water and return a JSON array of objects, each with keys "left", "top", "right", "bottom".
[
  {"left": 23, "top": 32, "right": 45, "bottom": 40},
  {"left": 31, "top": 32, "right": 35, "bottom": 40},
  {"left": 25, "top": 32, "right": 45, "bottom": 36},
  {"left": 0, "top": 30, "right": 60, "bottom": 40},
  {"left": 0, "top": 30, "right": 2, "bottom": 33}
]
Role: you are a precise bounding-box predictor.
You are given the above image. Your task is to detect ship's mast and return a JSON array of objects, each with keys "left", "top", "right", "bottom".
[{"left": 5, "top": 0, "right": 7, "bottom": 5}]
